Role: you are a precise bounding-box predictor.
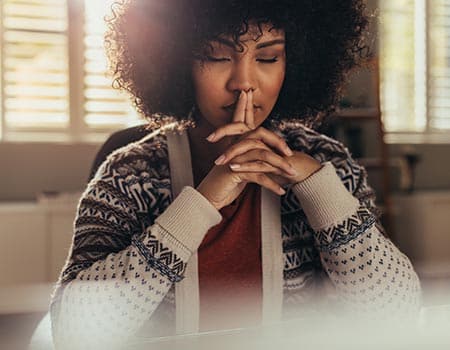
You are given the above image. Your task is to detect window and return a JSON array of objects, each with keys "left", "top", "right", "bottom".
[
  {"left": 380, "top": 0, "right": 450, "bottom": 143},
  {"left": 0, "top": 0, "right": 140, "bottom": 143},
  {"left": 83, "top": 0, "right": 138, "bottom": 130}
]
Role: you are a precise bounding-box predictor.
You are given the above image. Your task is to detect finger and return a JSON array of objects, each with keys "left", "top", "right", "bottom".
[
  {"left": 208, "top": 124, "right": 293, "bottom": 160},
  {"left": 229, "top": 160, "right": 290, "bottom": 177},
  {"left": 245, "top": 89, "right": 255, "bottom": 130},
  {"left": 233, "top": 91, "right": 247, "bottom": 123},
  {"left": 236, "top": 172, "right": 286, "bottom": 196},
  {"left": 224, "top": 148, "right": 298, "bottom": 176},
  {"left": 207, "top": 122, "right": 251, "bottom": 143},
  {"left": 246, "top": 127, "right": 293, "bottom": 157},
  {"left": 214, "top": 138, "right": 270, "bottom": 165}
]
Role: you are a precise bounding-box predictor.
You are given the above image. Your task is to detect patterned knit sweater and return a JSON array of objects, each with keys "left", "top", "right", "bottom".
[{"left": 50, "top": 121, "right": 422, "bottom": 348}]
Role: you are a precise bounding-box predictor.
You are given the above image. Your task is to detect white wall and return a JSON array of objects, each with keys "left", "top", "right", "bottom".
[
  {"left": 0, "top": 198, "right": 78, "bottom": 286},
  {"left": 0, "top": 197, "right": 78, "bottom": 313},
  {"left": 0, "top": 142, "right": 99, "bottom": 201}
]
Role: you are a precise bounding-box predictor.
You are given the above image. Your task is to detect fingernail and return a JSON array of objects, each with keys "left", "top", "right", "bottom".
[
  {"left": 206, "top": 133, "right": 216, "bottom": 142},
  {"left": 279, "top": 187, "right": 286, "bottom": 195},
  {"left": 229, "top": 163, "right": 240, "bottom": 169},
  {"left": 239, "top": 91, "right": 245, "bottom": 99},
  {"left": 214, "top": 155, "right": 226, "bottom": 165}
]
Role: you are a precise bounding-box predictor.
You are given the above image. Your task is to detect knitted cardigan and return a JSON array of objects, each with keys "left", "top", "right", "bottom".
[{"left": 50, "top": 120, "right": 422, "bottom": 348}]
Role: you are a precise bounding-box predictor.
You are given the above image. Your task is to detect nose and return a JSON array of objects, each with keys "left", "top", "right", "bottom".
[{"left": 225, "top": 57, "right": 256, "bottom": 95}]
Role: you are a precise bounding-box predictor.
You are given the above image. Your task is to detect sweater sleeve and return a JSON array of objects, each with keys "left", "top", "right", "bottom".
[
  {"left": 291, "top": 160, "right": 422, "bottom": 318},
  {"left": 50, "top": 161, "right": 221, "bottom": 349}
]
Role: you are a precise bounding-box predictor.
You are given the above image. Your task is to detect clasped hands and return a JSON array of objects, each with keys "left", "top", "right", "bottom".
[
  {"left": 206, "top": 90, "right": 322, "bottom": 189},
  {"left": 196, "top": 89, "right": 322, "bottom": 210}
]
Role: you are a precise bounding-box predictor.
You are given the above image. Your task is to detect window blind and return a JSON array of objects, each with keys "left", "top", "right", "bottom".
[
  {"left": 380, "top": 0, "right": 450, "bottom": 138},
  {"left": 83, "top": 0, "right": 140, "bottom": 129},
  {"left": 2, "top": 0, "right": 69, "bottom": 129},
  {"left": 429, "top": 0, "right": 450, "bottom": 130},
  {"left": 380, "top": 0, "right": 423, "bottom": 132}
]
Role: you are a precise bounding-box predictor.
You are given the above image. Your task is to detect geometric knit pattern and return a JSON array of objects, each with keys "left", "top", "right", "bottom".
[
  {"left": 315, "top": 207, "right": 377, "bottom": 252},
  {"left": 131, "top": 232, "right": 186, "bottom": 283},
  {"left": 50, "top": 120, "right": 422, "bottom": 347}
]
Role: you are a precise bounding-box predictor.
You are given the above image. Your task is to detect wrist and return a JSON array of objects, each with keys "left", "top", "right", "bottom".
[
  {"left": 288, "top": 162, "right": 324, "bottom": 184},
  {"left": 291, "top": 162, "right": 359, "bottom": 230},
  {"left": 196, "top": 183, "right": 222, "bottom": 210}
]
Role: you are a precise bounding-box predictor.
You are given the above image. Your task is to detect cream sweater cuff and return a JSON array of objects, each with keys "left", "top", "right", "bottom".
[
  {"left": 155, "top": 186, "right": 222, "bottom": 254},
  {"left": 291, "top": 161, "right": 359, "bottom": 231}
]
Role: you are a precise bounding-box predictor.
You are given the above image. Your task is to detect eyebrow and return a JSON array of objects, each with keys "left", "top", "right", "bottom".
[{"left": 214, "top": 37, "right": 285, "bottom": 50}]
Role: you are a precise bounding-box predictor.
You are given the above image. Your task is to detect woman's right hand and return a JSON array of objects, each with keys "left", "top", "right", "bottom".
[{"left": 196, "top": 90, "right": 295, "bottom": 210}]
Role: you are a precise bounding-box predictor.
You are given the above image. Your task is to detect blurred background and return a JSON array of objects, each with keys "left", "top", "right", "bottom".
[{"left": 0, "top": 0, "right": 449, "bottom": 349}]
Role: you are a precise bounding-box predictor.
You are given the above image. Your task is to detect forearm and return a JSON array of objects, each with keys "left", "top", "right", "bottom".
[
  {"left": 51, "top": 237, "right": 177, "bottom": 349},
  {"left": 51, "top": 186, "right": 222, "bottom": 349},
  {"left": 292, "top": 162, "right": 422, "bottom": 315},
  {"left": 318, "top": 220, "right": 422, "bottom": 314}
]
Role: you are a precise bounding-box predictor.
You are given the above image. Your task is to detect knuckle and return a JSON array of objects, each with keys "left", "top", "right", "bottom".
[
  {"left": 231, "top": 173, "right": 243, "bottom": 182},
  {"left": 252, "top": 139, "right": 264, "bottom": 148},
  {"left": 233, "top": 154, "right": 246, "bottom": 163},
  {"left": 259, "top": 150, "right": 269, "bottom": 161},
  {"left": 222, "top": 151, "right": 231, "bottom": 159},
  {"left": 256, "top": 148, "right": 264, "bottom": 156},
  {"left": 255, "top": 173, "right": 265, "bottom": 181},
  {"left": 257, "top": 127, "right": 268, "bottom": 136}
]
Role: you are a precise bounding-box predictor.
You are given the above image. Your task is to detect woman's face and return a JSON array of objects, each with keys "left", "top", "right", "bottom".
[{"left": 192, "top": 24, "right": 286, "bottom": 130}]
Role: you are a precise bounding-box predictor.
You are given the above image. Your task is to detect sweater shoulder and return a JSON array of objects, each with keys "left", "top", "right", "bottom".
[
  {"left": 85, "top": 128, "right": 174, "bottom": 219},
  {"left": 92, "top": 128, "right": 171, "bottom": 184},
  {"left": 274, "top": 121, "right": 351, "bottom": 160}
]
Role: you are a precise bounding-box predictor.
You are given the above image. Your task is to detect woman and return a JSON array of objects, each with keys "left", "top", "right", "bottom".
[{"left": 50, "top": 0, "right": 421, "bottom": 348}]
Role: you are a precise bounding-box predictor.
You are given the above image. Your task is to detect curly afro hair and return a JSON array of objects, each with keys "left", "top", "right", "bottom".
[{"left": 105, "top": 0, "right": 370, "bottom": 129}]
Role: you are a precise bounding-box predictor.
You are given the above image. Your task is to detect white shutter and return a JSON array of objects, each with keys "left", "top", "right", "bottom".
[
  {"left": 380, "top": 0, "right": 450, "bottom": 140},
  {"left": 429, "top": 0, "right": 450, "bottom": 130},
  {"left": 2, "top": 0, "right": 69, "bottom": 130},
  {"left": 83, "top": 0, "right": 140, "bottom": 129},
  {"left": 380, "top": 0, "right": 426, "bottom": 132}
]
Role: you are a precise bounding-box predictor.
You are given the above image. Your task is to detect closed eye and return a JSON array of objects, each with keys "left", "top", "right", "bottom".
[
  {"left": 205, "top": 56, "right": 230, "bottom": 62},
  {"left": 257, "top": 57, "right": 279, "bottom": 63}
]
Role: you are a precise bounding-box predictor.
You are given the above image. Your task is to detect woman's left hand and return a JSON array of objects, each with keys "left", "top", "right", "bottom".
[{"left": 208, "top": 124, "right": 322, "bottom": 186}]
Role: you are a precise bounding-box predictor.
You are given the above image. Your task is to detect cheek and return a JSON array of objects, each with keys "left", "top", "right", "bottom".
[
  {"left": 192, "top": 67, "right": 223, "bottom": 107},
  {"left": 269, "top": 77, "right": 284, "bottom": 97},
  {"left": 263, "top": 68, "right": 285, "bottom": 102}
]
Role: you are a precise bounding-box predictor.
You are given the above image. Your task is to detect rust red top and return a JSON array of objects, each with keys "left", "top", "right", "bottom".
[{"left": 198, "top": 183, "right": 262, "bottom": 332}]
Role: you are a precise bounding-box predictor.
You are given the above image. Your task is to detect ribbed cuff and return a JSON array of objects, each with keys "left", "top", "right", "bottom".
[
  {"left": 291, "top": 162, "right": 359, "bottom": 230},
  {"left": 155, "top": 186, "right": 222, "bottom": 253}
]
